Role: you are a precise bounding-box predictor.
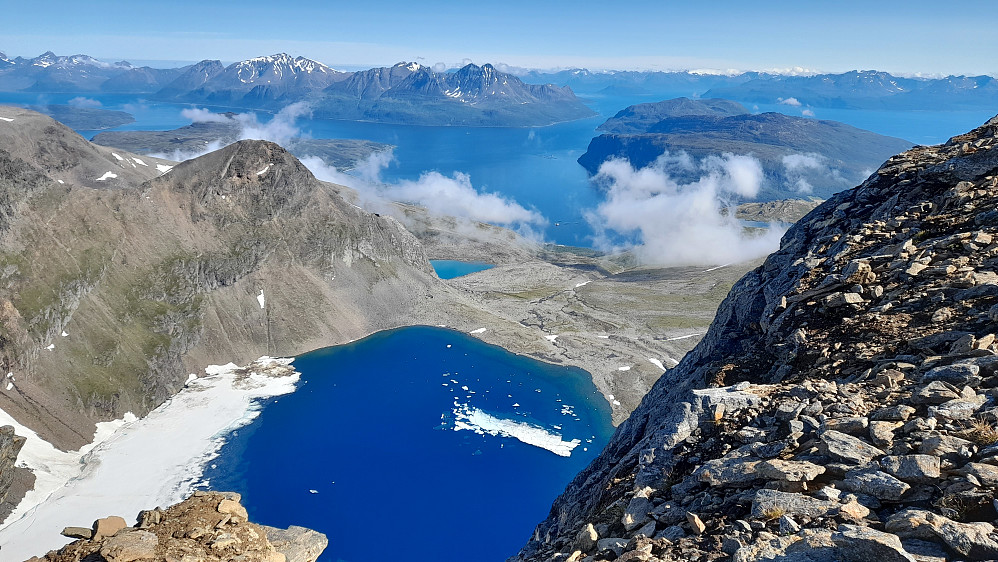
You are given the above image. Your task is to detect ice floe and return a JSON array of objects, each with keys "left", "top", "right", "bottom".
[{"left": 451, "top": 402, "right": 581, "bottom": 457}]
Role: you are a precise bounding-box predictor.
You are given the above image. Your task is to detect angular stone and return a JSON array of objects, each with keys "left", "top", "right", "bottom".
[
  {"left": 871, "top": 405, "right": 916, "bottom": 421},
  {"left": 929, "top": 395, "right": 986, "bottom": 420},
  {"left": 825, "top": 292, "right": 864, "bottom": 307},
  {"left": 779, "top": 514, "right": 801, "bottom": 535},
  {"left": 838, "top": 499, "right": 871, "bottom": 520},
  {"left": 694, "top": 454, "right": 760, "bottom": 486},
  {"left": 574, "top": 523, "right": 598, "bottom": 552},
  {"left": 957, "top": 462, "right": 998, "bottom": 487},
  {"left": 93, "top": 516, "right": 128, "bottom": 540},
  {"left": 821, "top": 430, "right": 885, "bottom": 464},
  {"left": 597, "top": 538, "right": 628, "bottom": 555},
  {"left": 687, "top": 512, "right": 706, "bottom": 535},
  {"left": 61, "top": 526, "right": 93, "bottom": 540},
  {"left": 822, "top": 416, "right": 869, "bottom": 435},
  {"left": 841, "top": 468, "right": 911, "bottom": 500},
  {"left": 831, "top": 524, "right": 916, "bottom": 562},
  {"left": 886, "top": 508, "right": 998, "bottom": 560},
  {"left": 922, "top": 363, "right": 981, "bottom": 386},
  {"left": 919, "top": 434, "right": 975, "bottom": 458},
  {"left": 99, "top": 530, "right": 159, "bottom": 562},
  {"left": 913, "top": 381, "right": 961, "bottom": 404},
  {"left": 622, "top": 496, "right": 653, "bottom": 531},
  {"left": 633, "top": 520, "right": 656, "bottom": 538},
  {"left": 750, "top": 489, "right": 839, "bottom": 519},
  {"left": 217, "top": 498, "right": 248, "bottom": 521},
  {"left": 880, "top": 455, "right": 941, "bottom": 484},
  {"left": 869, "top": 421, "right": 901, "bottom": 448},
  {"left": 757, "top": 459, "right": 826, "bottom": 482}
]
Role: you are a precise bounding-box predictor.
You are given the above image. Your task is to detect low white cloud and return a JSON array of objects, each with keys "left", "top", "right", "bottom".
[
  {"left": 777, "top": 97, "right": 802, "bottom": 107},
  {"left": 802, "top": 108, "right": 816, "bottom": 117},
  {"left": 68, "top": 96, "right": 101, "bottom": 109},
  {"left": 152, "top": 103, "right": 312, "bottom": 161},
  {"left": 179, "top": 107, "right": 230, "bottom": 123},
  {"left": 301, "top": 151, "right": 546, "bottom": 233},
  {"left": 585, "top": 152, "right": 785, "bottom": 266},
  {"left": 780, "top": 152, "right": 850, "bottom": 194}
]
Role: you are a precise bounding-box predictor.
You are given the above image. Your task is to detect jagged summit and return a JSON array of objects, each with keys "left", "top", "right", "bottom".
[{"left": 514, "top": 117, "right": 998, "bottom": 561}]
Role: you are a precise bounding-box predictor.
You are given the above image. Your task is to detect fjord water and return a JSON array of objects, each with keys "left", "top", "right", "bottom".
[
  {"left": 2, "top": 90, "right": 992, "bottom": 246},
  {"left": 430, "top": 259, "right": 495, "bottom": 278},
  {"left": 202, "top": 326, "right": 613, "bottom": 561}
]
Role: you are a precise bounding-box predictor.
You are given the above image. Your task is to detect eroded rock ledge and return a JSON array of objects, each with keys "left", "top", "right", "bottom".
[
  {"left": 27, "top": 491, "right": 326, "bottom": 562},
  {"left": 511, "top": 117, "right": 998, "bottom": 561}
]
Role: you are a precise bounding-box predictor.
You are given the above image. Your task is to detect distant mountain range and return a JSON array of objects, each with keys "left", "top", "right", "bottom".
[
  {"left": 524, "top": 68, "right": 998, "bottom": 111},
  {"left": 0, "top": 51, "right": 595, "bottom": 127},
  {"left": 578, "top": 97, "right": 915, "bottom": 200}
]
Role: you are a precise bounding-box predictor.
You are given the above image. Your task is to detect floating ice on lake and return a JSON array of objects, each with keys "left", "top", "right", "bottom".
[{"left": 451, "top": 402, "right": 581, "bottom": 457}]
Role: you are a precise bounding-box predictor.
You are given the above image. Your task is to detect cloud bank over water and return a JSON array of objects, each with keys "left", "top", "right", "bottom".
[
  {"left": 586, "top": 152, "right": 786, "bottom": 266},
  {"left": 302, "top": 152, "right": 547, "bottom": 234}
]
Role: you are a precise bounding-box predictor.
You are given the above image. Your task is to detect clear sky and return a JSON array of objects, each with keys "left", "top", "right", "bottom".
[{"left": 2, "top": 0, "right": 996, "bottom": 76}]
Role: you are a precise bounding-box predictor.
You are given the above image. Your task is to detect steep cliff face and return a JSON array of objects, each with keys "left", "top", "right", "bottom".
[
  {"left": 0, "top": 107, "right": 438, "bottom": 450},
  {"left": 513, "top": 117, "right": 998, "bottom": 561}
]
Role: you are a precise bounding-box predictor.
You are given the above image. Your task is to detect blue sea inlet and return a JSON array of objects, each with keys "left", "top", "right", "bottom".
[{"left": 202, "top": 326, "right": 614, "bottom": 562}]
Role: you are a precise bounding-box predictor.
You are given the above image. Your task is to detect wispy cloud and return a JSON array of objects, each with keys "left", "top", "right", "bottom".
[
  {"left": 585, "top": 152, "right": 785, "bottom": 266},
  {"left": 67, "top": 96, "right": 101, "bottom": 109},
  {"left": 302, "top": 152, "right": 546, "bottom": 234}
]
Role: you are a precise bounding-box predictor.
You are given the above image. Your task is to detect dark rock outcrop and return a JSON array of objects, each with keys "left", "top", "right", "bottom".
[{"left": 512, "top": 116, "right": 998, "bottom": 561}]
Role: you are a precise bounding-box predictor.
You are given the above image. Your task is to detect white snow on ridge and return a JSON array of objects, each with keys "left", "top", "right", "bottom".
[
  {"left": 666, "top": 333, "right": 704, "bottom": 341},
  {"left": 257, "top": 290, "right": 265, "bottom": 309},
  {"left": 111, "top": 153, "right": 124, "bottom": 161},
  {"left": 648, "top": 358, "right": 666, "bottom": 370},
  {"left": 469, "top": 327, "right": 486, "bottom": 335},
  {"left": 256, "top": 165, "right": 271, "bottom": 176},
  {"left": 132, "top": 157, "right": 147, "bottom": 166},
  {"left": 0, "top": 117, "right": 13, "bottom": 122},
  {"left": 451, "top": 402, "right": 581, "bottom": 457},
  {"left": 95, "top": 171, "right": 117, "bottom": 182},
  {"left": 544, "top": 334, "right": 558, "bottom": 342},
  {"left": 156, "top": 164, "right": 173, "bottom": 174}
]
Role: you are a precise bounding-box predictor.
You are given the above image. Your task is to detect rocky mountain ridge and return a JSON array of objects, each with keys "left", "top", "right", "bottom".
[
  {"left": 513, "top": 116, "right": 998, "bottom": 561},
  {"left": 0, "top": 105, "right": 438, "bottom": 452}
]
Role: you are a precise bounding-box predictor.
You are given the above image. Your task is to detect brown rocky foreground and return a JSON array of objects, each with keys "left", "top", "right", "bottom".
[
  {"left": 510, "top": 117, "right": 998, "bottom": 561},
  {"left": 26, "top": 491, "right": 326, "bottom": 562}
]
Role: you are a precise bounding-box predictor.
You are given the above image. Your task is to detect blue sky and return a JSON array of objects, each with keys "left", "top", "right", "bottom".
[{"left": 2, "top": 0, "right": 996, "bottom": 75}]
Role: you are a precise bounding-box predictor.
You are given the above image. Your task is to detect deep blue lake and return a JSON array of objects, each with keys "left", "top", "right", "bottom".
[
  {"left": 430, "top": 259, "right": 495, "bottom": 279},
  {"left": 201, "top": 326, "right": 613, "bottom": 562}
]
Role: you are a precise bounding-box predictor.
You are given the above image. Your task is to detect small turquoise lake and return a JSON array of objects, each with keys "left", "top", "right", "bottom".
[
  {"left": 202, "top": 326, "right": 613, "bottom": 562},
  {"left": 430, "top": 259, "right": 495, "bottom": 279}
]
